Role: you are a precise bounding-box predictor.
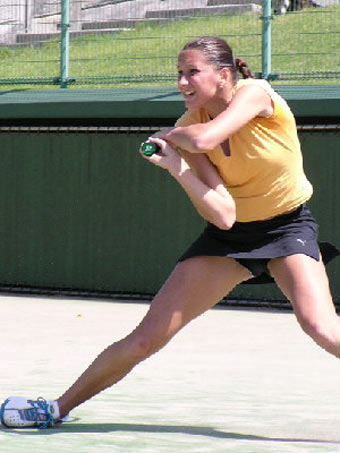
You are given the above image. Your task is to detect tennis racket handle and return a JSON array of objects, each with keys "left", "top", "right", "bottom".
[{"left": 141, "top": 141, "right": 161, "bottom": 156}]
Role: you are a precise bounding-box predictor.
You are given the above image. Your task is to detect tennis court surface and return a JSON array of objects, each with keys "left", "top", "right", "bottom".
[{"left": 1, "top": 295, "right": 340, "bottom": 453}]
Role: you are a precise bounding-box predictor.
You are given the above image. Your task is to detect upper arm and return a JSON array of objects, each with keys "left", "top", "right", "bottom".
[
  {"left": 194, "top": 85, "right": 273, "bottom": 150},
  {"left": 180, "top": 150, "right": 231, "bottom": 199}
]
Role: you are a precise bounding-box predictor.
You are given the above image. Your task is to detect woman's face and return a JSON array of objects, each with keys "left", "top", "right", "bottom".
[{"left": 177, "top": 49, "right": 223, "bottom": 111}]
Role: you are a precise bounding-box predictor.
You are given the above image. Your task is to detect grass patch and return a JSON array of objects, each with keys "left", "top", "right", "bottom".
[{"left": 0, "top": 6, "right": 339, "bottom": 89}]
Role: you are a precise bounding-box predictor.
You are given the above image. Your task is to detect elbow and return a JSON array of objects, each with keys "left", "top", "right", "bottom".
[
  {"left": 216, "top": 218, "right": 235, "bottom": 231},
  {"left": 214, "top": 199, "right": 236, "bottom": 230},
  {"left": 215, "top": 211, "right": 236, "bottom": 231},
  {"left": 190, "top": 136, "right": 215, "bottom": 153}
]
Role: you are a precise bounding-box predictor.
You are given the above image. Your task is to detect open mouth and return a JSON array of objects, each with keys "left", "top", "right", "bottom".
[{"left": 182, "top": 90, "right": 195, "bottom": 99}]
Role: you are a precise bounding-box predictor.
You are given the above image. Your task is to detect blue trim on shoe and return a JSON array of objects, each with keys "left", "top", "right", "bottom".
[{"left": 0, "top": 398, "right": 10, "bottom": 427}]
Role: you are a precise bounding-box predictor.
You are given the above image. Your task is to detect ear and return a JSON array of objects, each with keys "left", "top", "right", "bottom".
[{"left": 218, "top": 67, "right": 231, "bottom": 87}]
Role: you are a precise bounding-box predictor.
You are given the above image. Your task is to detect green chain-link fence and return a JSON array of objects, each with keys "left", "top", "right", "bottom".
[{"left": 0, "top": 0, "right": 339, "bottom": 88}]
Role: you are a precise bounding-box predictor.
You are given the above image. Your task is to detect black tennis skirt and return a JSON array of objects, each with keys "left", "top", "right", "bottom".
[{"left": 179, "top": 204, "right": 340, "bottom": 284}]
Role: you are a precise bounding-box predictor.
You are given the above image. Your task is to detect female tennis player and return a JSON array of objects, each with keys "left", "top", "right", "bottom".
[{"left": 1, "top": 36, "right": 339, "bottom": 428}]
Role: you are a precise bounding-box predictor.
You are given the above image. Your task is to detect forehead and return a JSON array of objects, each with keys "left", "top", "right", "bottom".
[{"left": 177, "top": 49, "right": 210, "bottom": 68}]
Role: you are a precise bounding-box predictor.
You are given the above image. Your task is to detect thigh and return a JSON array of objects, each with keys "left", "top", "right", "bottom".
[
  {"left": 133, "top": 256, "right": 251, "bottom": 345},
  {"left": 268, "top": 254, "right": 337, "bottom": 326}
]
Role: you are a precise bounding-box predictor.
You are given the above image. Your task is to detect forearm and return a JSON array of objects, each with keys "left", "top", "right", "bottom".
[{"left": 169, "top": 159, "right": 236, "bottom": 230}]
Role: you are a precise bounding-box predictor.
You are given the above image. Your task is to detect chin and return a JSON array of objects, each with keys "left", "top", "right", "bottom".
[{"left": 185, "top": 99, "right": 201, "bottom": 110}]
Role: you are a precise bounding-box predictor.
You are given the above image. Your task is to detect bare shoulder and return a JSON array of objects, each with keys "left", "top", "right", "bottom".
[{"left": 232, "top": 83, "right": 273, "bottom": 117}]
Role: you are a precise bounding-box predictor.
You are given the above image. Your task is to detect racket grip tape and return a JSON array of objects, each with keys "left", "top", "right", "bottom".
[{"left": 141, "top": 142, "right": 161, "bottom": 156}]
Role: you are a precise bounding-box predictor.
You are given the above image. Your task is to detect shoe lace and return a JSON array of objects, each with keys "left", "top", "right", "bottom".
[{"left": 31, "top": 397, "right": 54, "bottom": 429}]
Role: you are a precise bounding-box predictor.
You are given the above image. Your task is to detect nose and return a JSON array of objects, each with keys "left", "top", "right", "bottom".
[{"left": 178, "top": 74, "right": 188, "bottom": 87}]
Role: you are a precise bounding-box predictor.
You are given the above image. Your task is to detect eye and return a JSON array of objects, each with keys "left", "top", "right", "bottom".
[{"left": 190, "top": 69, "right": 199, "bottom": 76}]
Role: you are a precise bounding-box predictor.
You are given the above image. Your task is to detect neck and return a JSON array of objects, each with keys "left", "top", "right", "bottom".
[
  {"left": 206, "top": 81, "right": 236, "bottom": 118},
  {"left": 206, "top": 95, "right": 233, "bottom": 119}
]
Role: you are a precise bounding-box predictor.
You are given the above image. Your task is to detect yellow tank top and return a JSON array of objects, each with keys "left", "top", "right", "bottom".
[{"left": 175, "top": 79, "right": 313, "bottom": 222}]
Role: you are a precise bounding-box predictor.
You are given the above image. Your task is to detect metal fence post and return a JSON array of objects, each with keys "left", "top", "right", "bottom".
[
  {"left": 261, "top": 0, "right": 272, "bottom": 80},
  {"left": 60, "top": 0, "right": 70, "bottom": 88}
]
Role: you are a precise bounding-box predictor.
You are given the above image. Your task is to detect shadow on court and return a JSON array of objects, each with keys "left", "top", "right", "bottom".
[{"left": 4, "top": 422, "right": 340, "bottom": 446}]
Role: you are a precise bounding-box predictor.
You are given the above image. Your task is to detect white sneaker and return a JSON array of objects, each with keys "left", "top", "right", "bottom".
[{"left": 0, "top": 396, "right": 60, "bottom": 429}]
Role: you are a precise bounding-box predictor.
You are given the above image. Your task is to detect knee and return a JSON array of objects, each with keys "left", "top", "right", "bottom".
[
  {"left": 126, "top": 331, "right": 169, "bottom": 364},
  {"left": 298, "top": 316, "right": 340, "bottom": 352}
]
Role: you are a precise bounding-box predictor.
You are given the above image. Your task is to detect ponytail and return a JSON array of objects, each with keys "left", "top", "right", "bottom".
[{"left": 235, "top": 58, "right": 255, "bottom": 79}]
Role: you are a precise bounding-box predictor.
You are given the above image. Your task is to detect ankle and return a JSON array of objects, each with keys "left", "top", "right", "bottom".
[{"left": 55, "top": 399, "right": 69, "bottom": 419}]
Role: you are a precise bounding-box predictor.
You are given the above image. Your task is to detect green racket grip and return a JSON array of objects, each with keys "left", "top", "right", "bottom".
[{"left": 141, "top": 141, "right": 161, "bottom": 156}]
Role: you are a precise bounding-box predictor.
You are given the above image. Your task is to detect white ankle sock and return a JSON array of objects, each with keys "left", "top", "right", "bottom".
[{"left": 49, "top": 400, "right": 60, "bottom": 420}]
